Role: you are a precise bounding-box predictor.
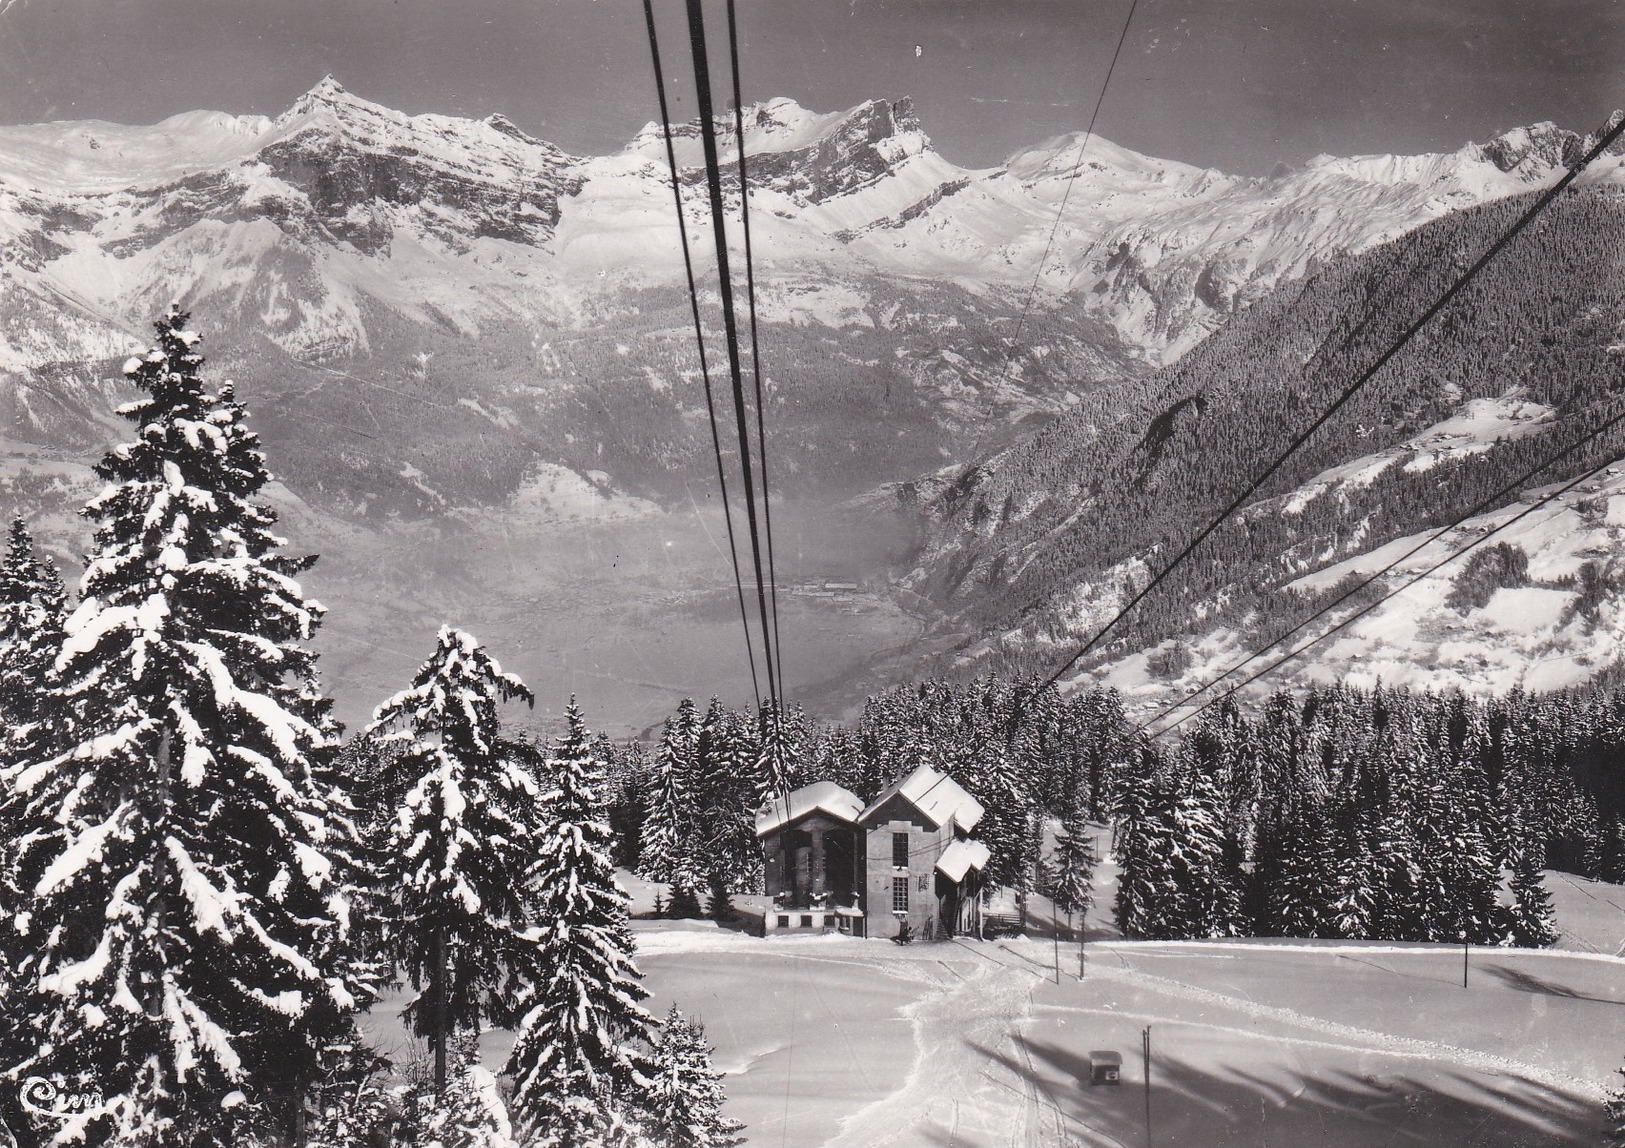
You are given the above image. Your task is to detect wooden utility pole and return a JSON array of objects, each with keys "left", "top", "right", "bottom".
[
  {"left": 1462, "top": 936, "right": 1469, "bottom": 988},
  {"left": 1078, "top": 907, "right": 1087, "bottom": 980},
  {"left": 1142, "top": 1025, "right": 1153, "bottom": 1148}
]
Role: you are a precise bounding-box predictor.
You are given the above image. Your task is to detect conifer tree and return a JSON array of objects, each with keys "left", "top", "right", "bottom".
[
  {"left": 604, "top": 739, "right": 650, "bottom": 870},
  {"left": 0, "top": 307, "right": 365, "bottom": 1147},
  {"left": 1113, "top": 751, "right": 1176, "bottom": 939},
  {"left": 1504, "top": 847, "right": 1559, "bottom": 947},
  {"left": 668, "top": 883, "right": 704, "bottom": 921},
  {"left": 0, "top": 517, "right": 68, "bottom": 985},
  {"left": 639, "top": 1007, "right": 744, "bottom": 1148},
  {"left": 1326, "top": 814, "right": 1384, "bottom": 940},
  {"left": 639, "top": 698, "right": 698, "bottom": 887},
  {"left": 1044, "top": 808, "right": 1096, "bottom": 940},
  {"left": 507, "top": 700, "right": 655, "bottom": 1148},
  {"left": 419, "top": 1042, "right": 518, "bottom": 1148},
  {"left": 695, "top": 700, "right": 763, "bottom": 893},
  {"left": 366, "top": 625, "right": 538, "bottom": 1094},
  {"left": 1606, "top": 1067, "right": 1625, "bottom": 1148},
  {"left": 706, "top": 870, "right": 734, "bottom": 924},
  {"left": 1167, "top": 767, "right": 1246, "bottom": 939},
  {"left": 754, "top": 697, "right": 805, "bottom": 808},
  {"left": 0, "top": 516, "right": 66, "bottom": 766}
]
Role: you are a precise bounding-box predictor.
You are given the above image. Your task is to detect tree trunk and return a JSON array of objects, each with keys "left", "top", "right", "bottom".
[
  {"left": 293, "top": 1081, "right": 307, "bottom": 1148},
  {"left": 434, "top": 927, "right": 448, "bottom": 1095},
  {"left": 145, "top": 729, "right": 175, "bottom": 1017}
]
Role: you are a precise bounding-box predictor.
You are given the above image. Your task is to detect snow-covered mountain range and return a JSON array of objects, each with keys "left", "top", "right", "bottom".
[
  {"left": 4, "top": 78, "right": 1619, "bottom": 387},
  {"left": 3, "top": 80, "right": 1621, "bottom": 725}
]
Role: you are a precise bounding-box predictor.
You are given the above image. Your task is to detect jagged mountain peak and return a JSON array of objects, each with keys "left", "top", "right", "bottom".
[
  {"left": 298, "top": 74, "right": 352, "bottom": 104},
  {"left": 1478, "top": 110, "right": 1625, "bottom": 176},
  {"left": 626, "top": 95, "right": 929, "bottom": 164},
  {"left": 266, "top": 77, "right": 572, "bottom": 165}
]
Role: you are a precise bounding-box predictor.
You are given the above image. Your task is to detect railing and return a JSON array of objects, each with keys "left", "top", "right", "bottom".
[{"left": 763, "top": 906, "right": 864, "bottom": 935}]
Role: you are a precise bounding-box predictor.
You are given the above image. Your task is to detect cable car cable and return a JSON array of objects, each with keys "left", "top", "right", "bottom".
[
  {"left": 641, "top": 0, "right": 761, "bottom": 705},
  {"left": 724, "top": 0, "right": 787, "bottom": 700},
  {"left": 1040, "top": 111, "right": 1625, "bottom": 692},
  {"left": 1154, "top": 443, "right": 1625, "bottom": 742},
  {"left": 1136, "top": 402, "right": 1625, "bottom": 737},
  {"left": 683, "top": 0, "right": 781, "bottom": 709}
]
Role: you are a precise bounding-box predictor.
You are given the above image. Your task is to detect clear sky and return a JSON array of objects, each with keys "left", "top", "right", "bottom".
[{"left": 0, "top": 0, "right": 1619, "bottom": 173}]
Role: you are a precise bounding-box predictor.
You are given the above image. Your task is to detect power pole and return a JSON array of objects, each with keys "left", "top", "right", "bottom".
[
  {"left": 1142, "top": 1025, "right": 1153, "bottom": 1148},
  {"left": 1078, "top": 906, "right": 1087, "bottom": 980},
  {"left": 1462, "top": 935, "right": 1469, "bottom": 988}
]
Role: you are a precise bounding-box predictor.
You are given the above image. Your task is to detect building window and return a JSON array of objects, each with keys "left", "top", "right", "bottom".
[
  {"left": 893, "top": 831, "right": 909, "bottom": 868},
  {"left": 777, "top": 915, "right": 789, "bottom": 928},
  {"left": 892, "top": 876, "right": 909, "bottom": 913}
]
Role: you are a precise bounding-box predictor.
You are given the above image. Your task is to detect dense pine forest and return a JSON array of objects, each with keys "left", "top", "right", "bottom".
[{"left": 600, "top": 675, "right": 1625, "bottom": 949}]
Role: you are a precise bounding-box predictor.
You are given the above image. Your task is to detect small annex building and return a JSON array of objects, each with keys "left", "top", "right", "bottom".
[{"left": 756, "top": 764, "right": 990, "bottom": 940}]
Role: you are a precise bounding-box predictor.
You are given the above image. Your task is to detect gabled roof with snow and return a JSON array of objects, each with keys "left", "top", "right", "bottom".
[
  {"left": 755, "top": 780, "right": 864, "bottom": 837},
  {"left": 859, "top": 764, "right": 984, "bottom": 833},
  {"left": 935, "top": 838, "right": 991, "bottom": 883}
]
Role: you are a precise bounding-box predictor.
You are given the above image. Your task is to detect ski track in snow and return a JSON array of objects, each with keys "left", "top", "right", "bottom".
[
  {"left": 757, "top": 933, "right": 1617, "bottom": 1146},
  {"left": 1077, "top": 962, "right": 1611, "bottom": 1102},
  {"left": 822, "top": 952, "right": 1048, "bottom": 1148}
]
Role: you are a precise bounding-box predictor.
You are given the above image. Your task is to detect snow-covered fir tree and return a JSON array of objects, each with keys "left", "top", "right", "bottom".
[
  {"left": 414, "top": 1034, "right": 518, "bottom": 1148},
  {"left": 602, "top": 738, "right": 650, "bottom": 871},
  {"left": 1326, "top": 813, "right": 1384, "bottom": 940},
  {"left": 638, "top": 698, "right": 698, "bottom": 888},
  {"left": 1043, "top": 807, "right": 1096, "bottom": 938},
  {"left": 1112, "top": 752, "right": 1174, "bottom": 940},
  {"left": 0, "top": 515, "right": 66, "bottom": 767},
  {"left": 307, "top": 1033, "right": 514, "bottom": 1148},
  {"left": 0, "top": 517, "right": 68, "bottom": 985},
  {"left": 366, "top": 625, "right": 538, "bottom": 1094},
  {"left": 0, "top": 307, "right": 366, "bottom": 1147},
  {"left": 1504, "top": 846, "right": 1559, "bottom": 947},
  {"left": 1112, "top": 748, "right": 1242, "bottom": 940},
  {"left": 507, "top": 700, "right": 655, "bottom": 1148},
  {"left": 695, "top": 699, "right": 764, "bottom": 893},
  {"left": 1165, "top": 766, "right": 1246, "bottom": 939},
  {"left": 639, "top": 1007, "right": 744, "bottom": 1148},
  {"left": 1607, "top": 1066, "right": 1625, "bottom": 1148},
  {"left": 753, "top": 697, "right": 805, "bottom": 809}
]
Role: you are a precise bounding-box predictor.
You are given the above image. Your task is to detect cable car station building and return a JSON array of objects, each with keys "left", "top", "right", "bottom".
[{"left": 755, "top": 764, "right": 990, "bottom": 940}]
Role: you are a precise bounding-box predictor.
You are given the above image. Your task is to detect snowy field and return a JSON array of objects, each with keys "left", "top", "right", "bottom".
[
  {"left": 360, "top": 865, "right": 1625, "bottom": 1147},
  {"left": 620, "top": 928, "right": 1622, "bottom": 1147}
]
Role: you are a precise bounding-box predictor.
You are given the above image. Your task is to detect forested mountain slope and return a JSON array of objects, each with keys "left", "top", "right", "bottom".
[{"left": 897, "top": 183, "right": 1625, "bottom": 711}]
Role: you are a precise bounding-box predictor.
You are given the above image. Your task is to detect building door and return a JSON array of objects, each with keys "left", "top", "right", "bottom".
[
  {"left": 824, "top": 829, "right": 854, "bottom": 904},
  {"left": 783, "top": 828, "right": 813, "bottom": 905}
]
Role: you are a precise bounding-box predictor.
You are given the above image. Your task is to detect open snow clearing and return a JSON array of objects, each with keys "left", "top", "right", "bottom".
[{"left": 620, "top": 923, "right": 1621, "bottom": 1147}]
